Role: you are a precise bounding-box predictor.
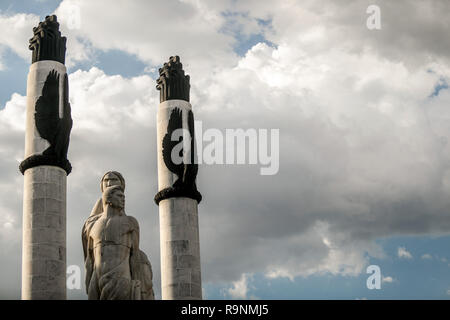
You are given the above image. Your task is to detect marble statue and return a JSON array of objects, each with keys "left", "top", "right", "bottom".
[{"left": 82, "top": 180, "right": 154, "bottom": 300}]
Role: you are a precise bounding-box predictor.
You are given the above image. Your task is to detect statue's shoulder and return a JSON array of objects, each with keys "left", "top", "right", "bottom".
[
  {"left": 82, "top": 214, "right": 103, "bottom": 243},
  {"left": 126, "top": 215, "right": 140, "bottom": 230},
  {"left": 84, "top": 213, "right": 102, "bottom": 228},
  {"left": 89, "top": 198, "right": 103, "bottom": 217}
]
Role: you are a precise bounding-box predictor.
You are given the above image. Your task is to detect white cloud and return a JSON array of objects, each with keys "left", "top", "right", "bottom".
[
  {"left": 226, "top": 273, "right": 253, "bottom": 299},
  {"left": 421, "top": 254, "right": 433, "bottom": 260},
  {"left": 264, "top": 221, "right": 384, "bottom": 280},
  {"left": 382, "top": 276, "right": 395, "bottom": 283},
  {"left": 229, "top": 0, "right": 450, "bottom": 68},
  {"left": 398, "top": 247, "right": 413, "bottom": 260},
  {"left": 0, "top": 12, "right": 92, "bottom": 69},
  {"left": 0, "top": 13, "right": 39, "bottom": 60},
  {"left": 54, "top": 0, "right": 239, "bottom": 74},
  {"left": 197, "top": 32, "right": 447, "bottom": 282}
]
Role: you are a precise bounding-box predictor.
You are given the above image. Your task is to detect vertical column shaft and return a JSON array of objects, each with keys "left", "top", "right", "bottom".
[
  {"left": 22, "top": 166, "right": 66, "bottom": 299},
  {"left": 159, "top": 198, "right": 202, "bottom": 299}
]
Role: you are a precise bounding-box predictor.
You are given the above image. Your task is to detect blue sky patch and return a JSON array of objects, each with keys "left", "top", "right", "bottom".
[
  {"left": 69, "top": 48, "right": 153, "bottom": 78},
  {"left": 430, "top": 78, "right": 449, "bottom": 97},
  {"left": 0, "top": 0, "right": 62, "bottom": 18},
  {"left": 204, "top": 235, "right": 450, "bottom": 300},
  {"left": 0, "top": 48, "right": 28, "bottom": 109},
  {"left": 220, "top": 11, "right": 277, "bottom": 57}
]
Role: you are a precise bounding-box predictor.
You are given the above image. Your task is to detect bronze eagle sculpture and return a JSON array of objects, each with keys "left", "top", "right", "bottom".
[
  {"left": 154, "top": 107, "right": 201, "bottom": 204},
  {"left": 162, "top": 107, "right": 199, "bottom": 193},
  {"left": 34, "top": 69, "right": 72, "bottom": 170}
]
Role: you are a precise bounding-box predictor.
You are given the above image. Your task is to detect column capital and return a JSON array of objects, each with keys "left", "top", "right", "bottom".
[
  {"left": 156, "top": 56, "right": 190, "bottom": 103},
  {"left": 29, "top": 15, "right": 67, "bottom": 65}
]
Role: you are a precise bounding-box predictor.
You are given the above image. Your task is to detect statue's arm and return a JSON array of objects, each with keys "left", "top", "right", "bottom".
[
  {"left": 82, "top": 219, "right": 95, "bottom": 294},
  {"left": 129, "top": 217, "right": 140, "bottom": 280},
  {"left": 127, "top": 216, "right": 155, "bottom": 300},
  {"left": 85, "top": 237, "right": 94, "bottom": 294},
  {"left": 81, "top": 224, "right": 88, "bottom": 261},
  {"left": 84, "top": 199, "right": 101, "bottom": 292}
]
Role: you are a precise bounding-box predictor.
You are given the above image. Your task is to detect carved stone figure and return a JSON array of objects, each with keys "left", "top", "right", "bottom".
[{"left": 82, "top": 185, "right": 154, "bottom": 300}]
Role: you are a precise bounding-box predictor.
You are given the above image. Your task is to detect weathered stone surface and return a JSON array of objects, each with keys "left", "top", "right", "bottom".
[
  {"left": 159, "top": 197, "right": 202, "bottom": 300},
  {"left": 28, "top": 244, "right": 63, "bottom": 261},
  {"left": 22, "top": 166, "right": 67, "bottom": 300},
  {"left": 191, "top": 283, "right": 202, "bottom": 298},
  {"left": 191, "top": 269, "right": 202, "bottom": 285},
  {"left": 169, "top": 240, "right": 190, "bottom": 255}
]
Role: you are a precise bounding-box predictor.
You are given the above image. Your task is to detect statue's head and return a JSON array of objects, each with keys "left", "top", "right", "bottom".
[
  {"left": 101, "top": 171, "right": 125, "bottom": 192},
  {"left": 103, "top": 185, "right": 125, "bottom": 210}
]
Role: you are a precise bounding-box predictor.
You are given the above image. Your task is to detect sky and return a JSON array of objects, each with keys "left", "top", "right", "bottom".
[{"left": 0, "top": 0, "right": 449, "bottom": 300}]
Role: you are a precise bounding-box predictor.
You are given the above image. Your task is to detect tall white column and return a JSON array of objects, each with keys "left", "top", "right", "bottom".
[
  {"left": 155, "top": 56, "right": 202, "bottom": 300},
  {"left": 20, "top": 15, "right": 71, "bottom": 300}
]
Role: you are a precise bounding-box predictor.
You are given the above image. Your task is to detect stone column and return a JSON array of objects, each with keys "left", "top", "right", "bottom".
[
  {"left": 20, "top": 15, "right": 72, "bottom": 300},
  {"left": 155, "top": 56, "right": 203, "bottom": 300}
]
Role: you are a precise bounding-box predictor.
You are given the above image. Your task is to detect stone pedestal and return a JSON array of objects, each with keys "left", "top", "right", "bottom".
[{"left": 22, "top": 166, "right": 66, "bottom": 300}]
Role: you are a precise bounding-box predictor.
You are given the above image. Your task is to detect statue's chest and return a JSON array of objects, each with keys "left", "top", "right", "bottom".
[{"left": 91, "top": 216, "right": 131, "bottom": 244}]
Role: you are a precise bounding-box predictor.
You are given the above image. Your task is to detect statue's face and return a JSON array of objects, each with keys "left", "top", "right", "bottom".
[
  {"left": 103, "top": 173, "right": 121, "bottom": 190},
  {"left": 109, "top": 189, "right": 125, "bottom": 209}
]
